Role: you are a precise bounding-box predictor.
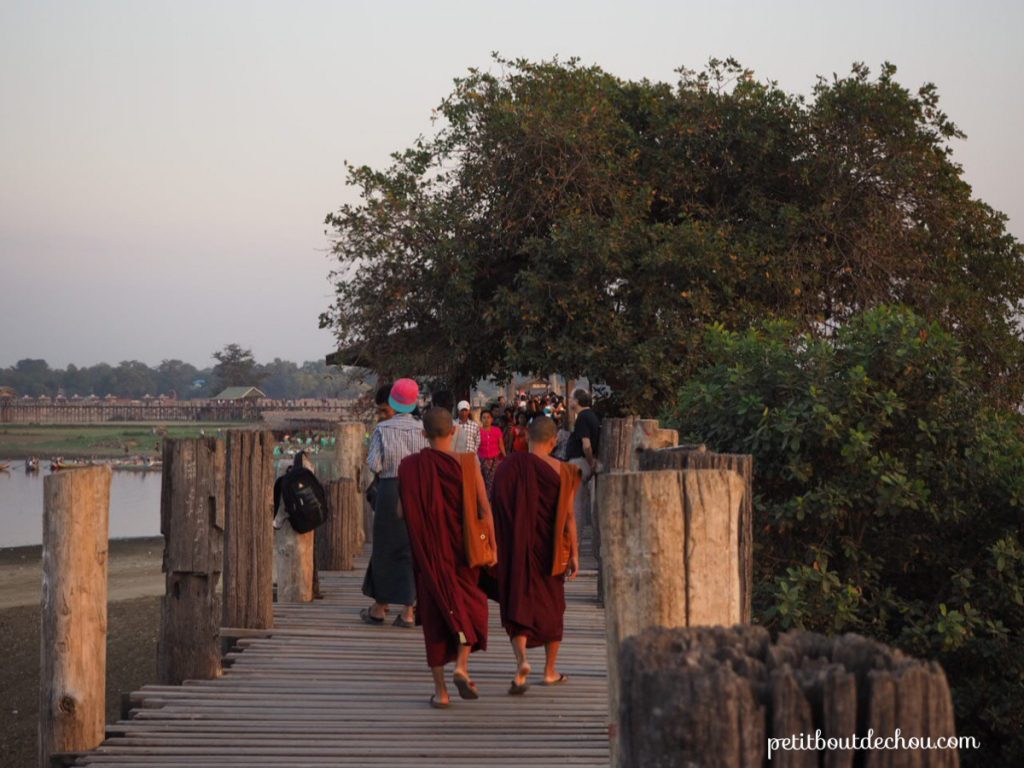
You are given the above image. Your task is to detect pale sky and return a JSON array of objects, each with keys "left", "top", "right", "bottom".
[{"left": 1, "top": 0, "right": 1021, "bottom": 369}]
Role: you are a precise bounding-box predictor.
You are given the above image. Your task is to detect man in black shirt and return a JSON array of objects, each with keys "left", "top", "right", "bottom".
[{"left": 566, "top": 388, "right": 600, "bottom": 534}]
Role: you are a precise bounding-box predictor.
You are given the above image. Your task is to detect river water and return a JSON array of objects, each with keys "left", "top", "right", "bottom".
[{"left": 0, "top": 458, "right": 335, "bottom": 549}]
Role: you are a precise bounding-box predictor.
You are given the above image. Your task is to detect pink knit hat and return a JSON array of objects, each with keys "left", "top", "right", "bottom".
[{"left": 388, "top": 378, "right": 419, "bottom": 413}]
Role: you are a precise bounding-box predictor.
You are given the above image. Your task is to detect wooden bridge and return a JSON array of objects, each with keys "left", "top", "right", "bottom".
[{"left": 73, "top": 550, "right": 610, "bottom": 768}]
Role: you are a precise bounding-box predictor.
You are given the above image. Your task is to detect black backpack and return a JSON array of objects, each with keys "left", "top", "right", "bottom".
[{"left": 273, "top": 457, "right": 328, "bottom": 534}]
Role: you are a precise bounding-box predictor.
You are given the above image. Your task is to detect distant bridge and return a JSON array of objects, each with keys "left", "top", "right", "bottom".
[{"left": 0, "top": 400, "right": 362, "bottom": 425}]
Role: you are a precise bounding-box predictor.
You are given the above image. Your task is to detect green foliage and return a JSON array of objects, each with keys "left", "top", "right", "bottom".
[
  {"left": 323, "top": 56, "right": 1024, "bottom": 412},
  {"left": 667, "top": 306, "right": 1024, "bottom": 766}
]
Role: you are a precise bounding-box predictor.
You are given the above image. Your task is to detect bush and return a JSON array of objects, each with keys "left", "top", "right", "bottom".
[{"left": 666, "top": 306, "right": 1024, "bottom": 766}]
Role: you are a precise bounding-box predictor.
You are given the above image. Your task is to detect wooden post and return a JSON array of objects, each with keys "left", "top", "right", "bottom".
[
  {"left": 223, "top": 430, "right": 275, "bottom": 633},
  {"left": 597, "top": 470, "right": 688, "bottom": 753},
  {"left": 327, "top": 421, "right": 366, "bottom": 561},
  {"left": 639, "top": 447, "right": 755, "bottom": 623},
  {"left": 39, "top": 466, "right": 111, "bottom": 768},
  {"left": 599, "top": 467, "right": 746, "bottom": 765},
  {"left": 618, "top": 626, "right": 960, "bottom": 768},
  {"left": 322, "top": 478, "right": 364, "bottom": 570},
  {"left": 274, "top": 521, "right": 314, "bottom": 602},
  {"left": 158, "top": 437, "right": 225, "bottom": 685},
  {"left": 597, "top": 417, "right": 679, "bottom": 604}
]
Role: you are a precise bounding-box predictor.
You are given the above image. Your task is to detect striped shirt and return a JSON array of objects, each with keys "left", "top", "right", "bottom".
[{"left": 367, "top": 413, "right": 429, "bottom": 479}]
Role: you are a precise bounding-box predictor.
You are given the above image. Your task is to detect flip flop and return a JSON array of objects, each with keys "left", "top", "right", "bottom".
[
  {"left": 508, "top": 660, "right": 531, "bottom": 695},
  {"left": 452, "top": 672, "right": 479, "bottom": 700},
  {"left": 393, "top": 615, "right": 416, "bottom": 628},
  {"left": 359, "top": 607, "right": 385, "bottom": 625},
  {"left": 542, "top": 673, "right": 569, "bottom": 686},
  {"left": 429, "top": 695, "right": 450, "bottom": 709}
]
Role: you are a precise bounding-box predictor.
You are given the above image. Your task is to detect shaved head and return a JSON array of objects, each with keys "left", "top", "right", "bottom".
[
  {"left": 528, "top": 415, "right": 556, "bottom": 443},
  {"left": 422, "top": 406, "right": 453, "bottom": 438}
]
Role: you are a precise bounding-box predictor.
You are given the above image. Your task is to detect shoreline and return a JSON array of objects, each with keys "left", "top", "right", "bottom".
[{"left": 0, "top": 535, "right": 164, "bottom": 610}]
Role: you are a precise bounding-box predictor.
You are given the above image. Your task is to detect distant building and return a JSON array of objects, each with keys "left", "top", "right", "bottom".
[
  {"left": 214, "top": 386, "right": 267, "bottom": 401},
  {"left": 0, "top": 386, "right": 15, "bottom": 400}
]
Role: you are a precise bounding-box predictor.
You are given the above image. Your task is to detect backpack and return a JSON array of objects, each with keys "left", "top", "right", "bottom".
[{"left": 273, "top": 462, "right": 328, "bottom": 534}]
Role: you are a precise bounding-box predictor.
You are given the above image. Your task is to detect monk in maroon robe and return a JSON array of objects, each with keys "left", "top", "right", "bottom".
[
  {"left": 491, "top": 415, "right": 580, "bottom": 694},
  {"left": 398, "top": 406, "right": 495, "bottom": 708}
]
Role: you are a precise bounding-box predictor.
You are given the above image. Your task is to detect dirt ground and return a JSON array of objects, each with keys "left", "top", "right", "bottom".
[{"left": 0, "top": 538, "right": 164, "bottom": 768}]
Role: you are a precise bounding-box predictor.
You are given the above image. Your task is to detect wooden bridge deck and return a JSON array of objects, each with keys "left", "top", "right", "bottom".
[{"left": 76, "top": 549, "right": 610, "bottom": 767}]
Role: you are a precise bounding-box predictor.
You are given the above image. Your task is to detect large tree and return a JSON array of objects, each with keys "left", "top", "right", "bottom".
[
  {"left": 211, "top": 344, "right": 260, "bottom": 389},
  {"left": 322, "top": 57, "right": 1024, "bottom": 413}
]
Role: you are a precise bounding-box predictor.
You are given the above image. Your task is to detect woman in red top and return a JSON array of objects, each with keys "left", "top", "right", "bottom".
[
  {"left": 477, "top": 410, "right": 507, "bottom": 496},
  {"left": 508, "top": 411, "right": 529, "bottom": 454}
]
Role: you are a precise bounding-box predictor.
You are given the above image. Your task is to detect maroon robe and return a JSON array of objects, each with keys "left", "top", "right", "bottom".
[
  {"left": 491, "top": 452, "right": 568, "bottom": 647},
  {"left": 398, "top": 448, "right": 489, "bottom": 668}
]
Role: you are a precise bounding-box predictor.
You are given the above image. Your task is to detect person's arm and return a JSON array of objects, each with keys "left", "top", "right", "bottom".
[
  {"left": 474, "top": 456, "right": 498, "bottom": 567},
  {"left": 498, "top": 429, "right": 507, "bottom": 457},
  {"left": 566, "top": 510, "right": 580, "bottom": 580},
  {"left": 366, "top": 427, "right": 384, "bottom": 475}
]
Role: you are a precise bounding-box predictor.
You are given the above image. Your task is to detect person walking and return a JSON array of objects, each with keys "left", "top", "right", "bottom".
[
  {"left": 565, "top": 388, "right": 600, "bottom": 536},
  {"left": 452, "top": 400, "right": 481, "bottom": 454},
  {"left": 491, "top": 415, "right": 580, "bottom": 694},
  {"left": 477, "top": 408, "right": 506, "bottom": 495},
  {"left": 361, "top": 378, "right": 427, "bottom": 628},
  {"left": 398, "top": 407, "right": 493, "bottom": 708}
]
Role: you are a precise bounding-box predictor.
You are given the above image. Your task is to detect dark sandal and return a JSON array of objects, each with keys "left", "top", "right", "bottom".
[
  {"left": 429, "top": 695, "right": 450, "bottom": 709},
  {"left": 393, "top": 615, "right": 416, "bottom": 628},
  {"left": 508, "top": 680, "right": 530, "bottom": 695},
  {"left": 542, "top": 673, "right": 569, "bottom": 686},
  {"left": 360, "top": 607, "right": 385, "bottom": 625},
  {"left": 453, "top": 673, "right": 479, "bottom": 700}
]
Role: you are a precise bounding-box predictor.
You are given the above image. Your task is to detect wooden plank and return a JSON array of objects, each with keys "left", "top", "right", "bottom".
[{"left": 76, "top": 543, "right": 610, "bottom": 766}]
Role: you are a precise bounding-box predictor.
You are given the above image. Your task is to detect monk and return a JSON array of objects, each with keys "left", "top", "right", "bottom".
[
  {"left": 398, "top": 406, "right": 495, "bottom": 708},
  {"left": 491, "top": 415, "right": 581, "bottom": 694}
]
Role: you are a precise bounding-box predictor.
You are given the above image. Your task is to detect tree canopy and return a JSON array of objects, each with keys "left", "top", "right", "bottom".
[
  {"left": 322, "top": 56, "right": 1023, "bottom": 413},
  {"left": 667, "top": 307, "right": 1024, "bottom": 766}
]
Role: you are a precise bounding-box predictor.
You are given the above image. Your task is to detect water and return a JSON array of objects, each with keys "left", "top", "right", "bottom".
[{"left": 0, "top": 457, "right": 336, "bottom": 549}]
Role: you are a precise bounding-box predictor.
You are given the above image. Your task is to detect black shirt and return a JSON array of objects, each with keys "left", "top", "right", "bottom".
[{"left": 566, "top": 408, "right": 601, "bottom": 460}]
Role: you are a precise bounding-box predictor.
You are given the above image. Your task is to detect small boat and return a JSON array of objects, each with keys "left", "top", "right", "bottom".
[{"left": 0, "top": 461, "right": 10, "bottom": 472}]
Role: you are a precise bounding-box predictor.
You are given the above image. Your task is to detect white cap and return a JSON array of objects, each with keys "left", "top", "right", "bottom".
[{"left": 457, "top": 400, "right": 471, "bottom": 412}]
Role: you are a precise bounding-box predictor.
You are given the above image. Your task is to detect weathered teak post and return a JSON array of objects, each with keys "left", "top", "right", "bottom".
[
  {"left": 321, "top": 478, "right": 363, "bottom": 570},
  {"left": 317, "top": 421, "right": 366, "bottom": 568},
  {"left": 275, "top": 521, "right": 314, "bottom": 602},
  {"left": 39, "top": 465, "right": 112, "bottom": 768},
  {"left": 597, "top": 417, "right": 679, "bottom": 604},
  {"left": 638, "top": 447, "right": 754, "bottom": 622},
  {"left": 223, "top": 430, "right": 275, "bottom": 632},
  {"left": 618, "top": 626, "right": 960, "bottom": 768},
  {"left": 158, "top": 437, "right": 225, "bottom": 684},
  {"left": 598, "top": 466, "right": 746, "bottom": 766}
]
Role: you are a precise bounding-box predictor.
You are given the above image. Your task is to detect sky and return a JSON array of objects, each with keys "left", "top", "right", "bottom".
[{"left": 1, "top": 0, "right": 1021, "bottom": 370}]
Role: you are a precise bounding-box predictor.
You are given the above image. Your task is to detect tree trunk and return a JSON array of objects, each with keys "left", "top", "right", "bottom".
[
  {"left": 617, "top": 626, "right": 960, "bottom": 768},
  {"left": 158, "top": 437, "right": 225, "bottom": 685},
  {"left": 39, "top": 466, "right": 111, "bottom": 768},
  {"left": 223, "top": 430, "right": 275, "bottom": 633}
]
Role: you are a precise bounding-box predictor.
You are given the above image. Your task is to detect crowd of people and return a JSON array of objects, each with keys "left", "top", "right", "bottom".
[{"left": 359, "top": 378, "right": 601, "bottom": 708}]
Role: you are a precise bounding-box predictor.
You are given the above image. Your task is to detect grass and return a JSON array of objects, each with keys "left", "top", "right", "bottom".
[{"left": 0, "top": 423, "right": 250, "bottom": 459}]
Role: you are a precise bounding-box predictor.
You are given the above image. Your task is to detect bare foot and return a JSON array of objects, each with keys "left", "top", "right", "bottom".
[{"left": 514, "top": 660, "right": 531, "bottom": 687}]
